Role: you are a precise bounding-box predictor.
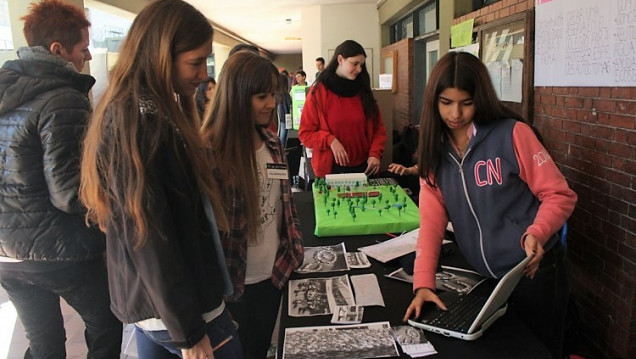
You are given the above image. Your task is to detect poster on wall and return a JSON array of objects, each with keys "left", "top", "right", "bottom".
[
  {"left": 481, "top": 21, "right": 525, "bottom": 103},
  {"left": 534, "top": 0, "right": 636, "bottom": 87}
]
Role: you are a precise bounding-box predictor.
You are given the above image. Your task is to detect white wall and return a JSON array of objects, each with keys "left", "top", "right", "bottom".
[
  {"left": 274, "top": 53, "right": 303, "bottom": 74},
  {"left": 212, "top": 43, "right": 230, "bottom": 79},
  {"left": 301, "top": 5, "right": 322, "bottom": 84},
  {"left": 301, "top": 3, "right": 381, "bottom": 87},
  {"left": 1, "top": 0, "right": 29, "bottom": 66}
]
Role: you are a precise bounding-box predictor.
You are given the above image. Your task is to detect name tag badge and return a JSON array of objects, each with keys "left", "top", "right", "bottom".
[
  {"left": 267, "top": 163, "right": 289, "bottom": 180},
  {"left": 285, "top": 113, "right": 293, "bottom": 129}
]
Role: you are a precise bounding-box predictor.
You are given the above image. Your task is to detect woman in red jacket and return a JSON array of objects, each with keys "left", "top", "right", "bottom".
[{"left": 299, "top": 40, "right": 386, "bottom": 178}]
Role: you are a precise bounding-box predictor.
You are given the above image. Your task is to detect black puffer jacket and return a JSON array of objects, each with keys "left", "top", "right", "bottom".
[{"left": 0, "top": 47, "right": 104, "bottom": 261}]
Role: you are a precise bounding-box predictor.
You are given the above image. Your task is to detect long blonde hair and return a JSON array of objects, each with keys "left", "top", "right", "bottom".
[
  {"left": 201, "top": 52, "right": 279, "bottom": 243},
  {"left": 80, "top": 0, "right": 226, "bottom": 248}
]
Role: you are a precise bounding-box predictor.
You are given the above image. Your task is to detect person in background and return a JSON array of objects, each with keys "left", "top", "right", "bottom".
[
  {"left": 201, "top": 51, "right": 303, "bottom": 359},
  {"left": 299, "top": 39, "right": 386, "bottom": 178},
  {"left": 79, "top": 1, "right": 242, "bottom": 358},
  {"left": 294, "top": 70, "right": 307, "bottom": 86},
  {"left": 0, "top": 1, "right": 123, "bottom": 358},
  {"left": 196, "top": 76, "right": 216, "bottom": 119},
  {"left": 402, "top": 51, "right": 577, "bottom": 359},
  {"left": 229, "top": 43, "right": 259, "bottom": 56},
  {"left": 315, "top": 56, "right": 325, "bottom": 80},
  {"left": 276, "top": 72, "right": 293, "bottom": 145},
  {"left": 280, "top": 69, "right": 293, "bottom": 90},
  {"left": 290, "top": 66, "right": 302, "bottom": 87},
  {"left": 388, "top": 163, "right": 418, "bottom": 176}
]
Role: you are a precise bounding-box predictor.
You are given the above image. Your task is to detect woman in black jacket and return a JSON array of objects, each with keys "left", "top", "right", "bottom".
[{"left": 80, "top": 1, "right": 241, "bottom": 358}]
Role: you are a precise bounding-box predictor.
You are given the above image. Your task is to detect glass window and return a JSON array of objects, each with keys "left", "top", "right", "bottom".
[
  {"left": 391, "top": 23, "right": 400, "bottom": 43},
  {"left": 402, "top": 17, "right": 414, "bottom": 39},
  {"left": 418, "top": 2, "right": 437, "bottom": 35},
  {"left": 0, "top": 0, "right": 13, "bottom": 50}
]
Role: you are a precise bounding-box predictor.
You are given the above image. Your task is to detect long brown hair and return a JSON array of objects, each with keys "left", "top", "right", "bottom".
[
  {"left": 80, "top": 0, "right": 226, "bottom": 249},
  {"left": 417, "top": 51, "right": 528, "bottom": 187},
  {"left": 201, "top": 52, "right": 279, "bottom": 243}
]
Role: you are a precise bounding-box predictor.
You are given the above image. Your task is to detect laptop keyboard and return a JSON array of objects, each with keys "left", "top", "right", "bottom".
[{"left": 428, "top": 294, "right": 489, "bottom": 333}]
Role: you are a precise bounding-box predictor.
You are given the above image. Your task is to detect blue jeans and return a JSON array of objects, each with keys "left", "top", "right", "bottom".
[
  {"left": 226, "top": 280, "right": 282, "bottom": 359},
  {"left": 135, "top": 308, "right": 243, "bottom": 359},
  {"left": 0, "top": 258, "right": 122, "bottom": 359}
]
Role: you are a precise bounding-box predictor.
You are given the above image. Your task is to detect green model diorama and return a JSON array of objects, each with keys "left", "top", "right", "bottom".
[{"left": 312, "top": 178, "right": 419, "bottom": 237}]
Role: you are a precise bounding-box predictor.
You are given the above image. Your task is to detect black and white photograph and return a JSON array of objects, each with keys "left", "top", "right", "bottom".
[
  {"left": 331, "top": 305, "right": 364, "bottom": 324},
  {"left": 346, "top": 251, "right": 371, "bottom": 268},
  {"left": 296, "top": 243, "right": 349, "bottom": 273},
  {"left": 288, "top": 275, "right": 355, "bottom": 317},
  {"left": 391, "top": 325, "right": 429, "bottom": 345},
  {"left": 282, "top": 322, "right": 399, "bottom": 359},
  {"left": 435, "top": 266, "right": 485, "bottom": 294},
  {"left": 391, "top": 325, "right": 437, "bottom": 357}
]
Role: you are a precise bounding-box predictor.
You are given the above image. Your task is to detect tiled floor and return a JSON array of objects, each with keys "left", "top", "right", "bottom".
[{"left": 0, "top": 285, "right": 137, "bottom": 359}]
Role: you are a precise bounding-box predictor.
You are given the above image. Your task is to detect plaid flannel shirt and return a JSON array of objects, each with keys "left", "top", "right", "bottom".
[{"left": 214, "top": 128, "right": 304, "bottom": 302}]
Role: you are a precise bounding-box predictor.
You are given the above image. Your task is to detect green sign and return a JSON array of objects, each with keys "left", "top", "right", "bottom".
[
  {"left": 290, "top": 85, "right": 308, "bottom": 130},
  {"left": 451, "top": 18, "right": 474, "bottom": 48}
]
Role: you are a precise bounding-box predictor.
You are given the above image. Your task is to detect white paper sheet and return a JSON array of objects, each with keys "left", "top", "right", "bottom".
[
  {"left": 350, "top": 274, "right": 385, "bottom": 307},
  {"left": 357, "top": 228, "right": 419, "bottom": 263},
  {"left": 357, "top": 228, "right": 451, "bottom": 263},
  {"left": 391, "top": 325, "right": 437, "bottom": 358}
]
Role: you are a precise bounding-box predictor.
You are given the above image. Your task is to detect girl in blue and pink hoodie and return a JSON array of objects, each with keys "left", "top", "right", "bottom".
[{"left": 403, "top": 52, "right": 577, "bottom": 359}]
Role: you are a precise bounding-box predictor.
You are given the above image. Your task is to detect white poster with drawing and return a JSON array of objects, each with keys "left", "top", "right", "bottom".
[{"left": 534, "top": 0, "right": 636, "bottom": 86}]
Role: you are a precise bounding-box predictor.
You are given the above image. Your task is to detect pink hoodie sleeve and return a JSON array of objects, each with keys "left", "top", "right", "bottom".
[
  {"left": 413, "top": 176, "right": 448, "bottom": 292},
  {"left": 512, "top": 122, "right": 577, "bottom": 247}
]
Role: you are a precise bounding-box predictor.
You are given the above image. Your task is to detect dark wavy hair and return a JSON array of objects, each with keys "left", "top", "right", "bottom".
[
  {"left": 417, "top": 51, "right": 532, "bottom": 186},
  {"left": 313, "top": 39, "right": 377, "bottom": 119}
]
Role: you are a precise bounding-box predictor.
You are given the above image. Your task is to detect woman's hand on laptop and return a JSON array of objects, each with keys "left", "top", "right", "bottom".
[
  {"left": 403, "top": 287, "right": 447, "bottom": 322},
  {"left": 522, "top": 234, "right": 544, "bottom": 279}
]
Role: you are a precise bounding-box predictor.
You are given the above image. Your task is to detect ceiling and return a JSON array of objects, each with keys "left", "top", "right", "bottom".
[{"left": 189, "top": 0, "right": 377, "bottom": 54}]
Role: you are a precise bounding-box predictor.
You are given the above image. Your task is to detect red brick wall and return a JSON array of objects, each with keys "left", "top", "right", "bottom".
[
  {"left": 456, "top": 0, "right": 534, "bottom": 25},
  {"left": 460, "top": 1, "right": 635, "bottom": 358},
  {"left": 380, "top": 38, "right": 413, "bottom": 135},
  {"left": 534, "top": 86, "right": 636, "bottom": 359}
]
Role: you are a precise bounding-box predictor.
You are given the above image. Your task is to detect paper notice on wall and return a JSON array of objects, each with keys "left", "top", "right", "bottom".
[
  {"left": 450, "top": 43, "right": 480, "bottom": 57},
  {"left": 451, "top": 18, "right": 475, "bottom": 48},
  {"left": 534, "top": 0, "right": 636, "bottom": 86},
  {"left": 484, "top": 31, "right": 498, "bottom": 63},
  {"left": 379, "top": 74, "right": 393, "bottom": 89},
  {"left": 501, "top": 38, "right": 514, "bottom": 63},
  {"left": 486, "top": 61, "right": 503, "bottom": 100},
  {"left": 510, "top": 59, "right": 524, "bottom": 102}
]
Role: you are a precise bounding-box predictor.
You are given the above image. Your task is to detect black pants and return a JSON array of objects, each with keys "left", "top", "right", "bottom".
[
  {"left": 226, "top": 279, "right": 282, "bottom": 359},
  {"left": 509, "top": 241, "right": 569, "bottom": 359},
  {"left": 0, "top": 258, "right": 122, "bottom": 359}
]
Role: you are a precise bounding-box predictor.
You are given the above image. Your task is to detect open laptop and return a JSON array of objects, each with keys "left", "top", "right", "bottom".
[{"left": 408, "top": 254, "right": 533, "bottom": 340}]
